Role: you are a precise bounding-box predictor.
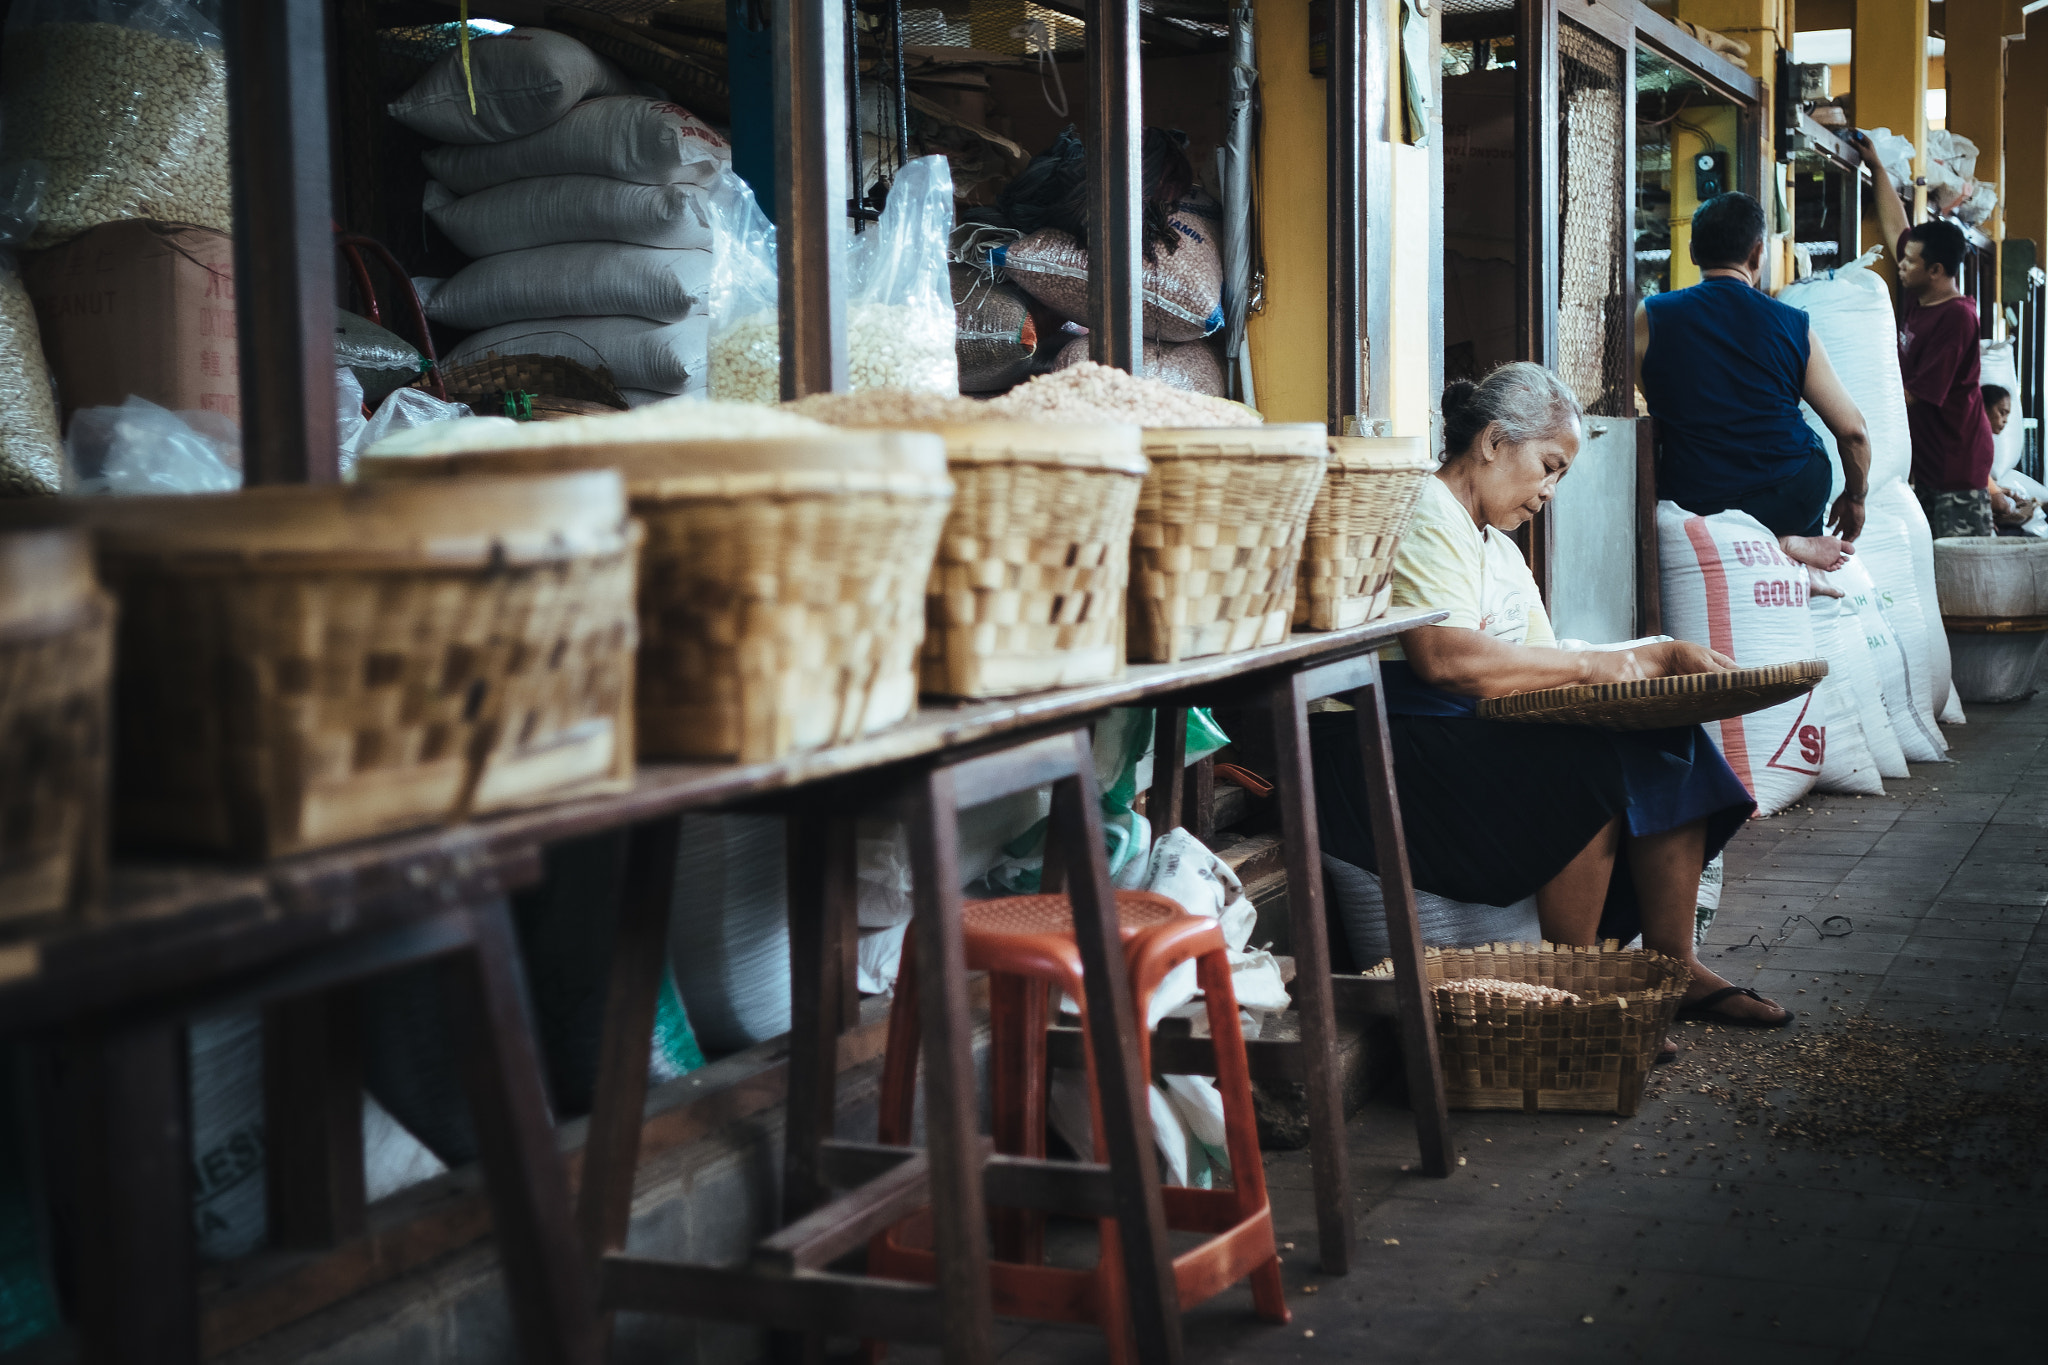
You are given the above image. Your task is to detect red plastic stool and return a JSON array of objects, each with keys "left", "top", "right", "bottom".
[{"left": 867, "top": 891, "right": 1287, "bottom": 1362}]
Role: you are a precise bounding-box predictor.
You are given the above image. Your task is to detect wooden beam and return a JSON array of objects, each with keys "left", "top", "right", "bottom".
[
  {"left": 601, "top": 1259, "right": 945, "bottom": 1341},
  {"left": 1635, "top": 3, "right": 1765, "bottom": 105}
]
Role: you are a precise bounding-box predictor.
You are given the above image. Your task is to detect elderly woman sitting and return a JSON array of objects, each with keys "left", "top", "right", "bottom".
[{"left": 1312, "top": 362, "right": 1790, "bottom": 1029}]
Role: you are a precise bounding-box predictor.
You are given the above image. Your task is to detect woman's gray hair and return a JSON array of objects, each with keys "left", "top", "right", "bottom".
[{"left": 1440, "top": 362, "right": 1585, "bottom": 461}]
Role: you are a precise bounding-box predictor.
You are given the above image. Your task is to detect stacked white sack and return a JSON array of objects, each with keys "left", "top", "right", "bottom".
[
  {"left": 1779, "top": 254, "right": 1956, "bottom": 735},
  {"left": 1658, "top": 503, "right": 1825, "bottom": 817},
  {"left": 1830, "top": 555, "right": 1942, "bottom": 766},
  {"left": 1808, "top": 596, "right": 1885, "bottom": 795},
  {"left": 393, "top": 33, "right": 731, "bottom": 400}
]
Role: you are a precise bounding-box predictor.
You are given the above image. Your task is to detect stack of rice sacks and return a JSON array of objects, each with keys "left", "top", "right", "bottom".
[{"left": 390, "top": 27, "right": 731, "bottom": 405}]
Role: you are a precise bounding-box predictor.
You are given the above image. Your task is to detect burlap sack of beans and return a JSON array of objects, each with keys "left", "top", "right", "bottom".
[
  {"left": 387, "top": 27, "right": 632, "bottom": 145},
  {"left": 1, "top": 2, "right": 231, "bottom": 247},
  {"left": 425, "top": 176, "right": 715, "bottom": 256},
  {"left": 1001, "top": 193, "right": 1225, "bottom": 343},
  {"left": 1052, "top": 335, "right": 1225, "bottom": 397},
  {"left": 950, "top": 263, "right": 1036, "bottom": 393}
]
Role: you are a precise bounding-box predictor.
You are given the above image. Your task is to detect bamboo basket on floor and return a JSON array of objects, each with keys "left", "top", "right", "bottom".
[
  {"left": 363, "top": 432, "right": 953, "bottom": 762},
  {"left": 916, "top": 423, "right": 1146, "bottom": 697},
  {"left": 1367, "top": 942, "right": 1689, "bottom": 1116},
  {"left": 1293, "top": 435, "right": 1435, "bottom": 631},
  {"left": 0, "top": 529, "right": 110, "bottom": 921},
  {"left": 0, "top": 474, "right": 637, "bottom": 859},
  {"left": 1128, "top": 425, "right": 1328, "bottom": 663}
]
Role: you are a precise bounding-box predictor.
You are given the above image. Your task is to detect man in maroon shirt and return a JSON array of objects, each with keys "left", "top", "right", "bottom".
[{"left": 1857, "top": 133, "right": 1997, "bottom": 537}]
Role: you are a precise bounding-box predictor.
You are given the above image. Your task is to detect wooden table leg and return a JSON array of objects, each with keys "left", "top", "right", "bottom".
[
  {"left": 577, "top": 815, "right": 681, "bottom": 1352},
  {"left": 1267, "top": 668, "right": 1356, "bottom": 1276},
  {"left": 61, "top": 1019, "right": 198, "bottom": 1365},
  {"left": 1149, "top": 706, "right": 1188, "bottom": 832},
  {"left": 769, "top": 804, "right": 856, "bottom": 1365},
  {"left": 1349, "top": 664, "right": 1453, "bottom": 1178},
  {"left": 1050, "top": 740, "right": 1184, "bottom": 1365},
  {"left": 263, "top": 987, "right": 367, "bottom": 1248},
  {"left": 902, "top": 765, "right": 997, "bottom": 1365},
  {"left": 444, "top": 899, "right": 599, "bottom": 1365}
]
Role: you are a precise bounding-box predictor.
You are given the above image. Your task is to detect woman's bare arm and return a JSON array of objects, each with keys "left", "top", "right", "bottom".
[{"left": 1401, "top": 627, "right": 1736, "bottom": 698}]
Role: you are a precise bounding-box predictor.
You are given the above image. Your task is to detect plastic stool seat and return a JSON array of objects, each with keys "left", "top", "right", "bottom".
[{"left": 868, "top": 890, "right": 1287, "bottom": 1362}]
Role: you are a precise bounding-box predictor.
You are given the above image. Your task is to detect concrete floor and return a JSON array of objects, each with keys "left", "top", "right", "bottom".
[{"left": 901, "top": 693, "right": 2048, "bottom": 1364}]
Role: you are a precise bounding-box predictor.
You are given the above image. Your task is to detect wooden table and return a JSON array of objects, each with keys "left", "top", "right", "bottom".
[{"left": 4, "top": 609, "right": 1446, "bottom": 1365}]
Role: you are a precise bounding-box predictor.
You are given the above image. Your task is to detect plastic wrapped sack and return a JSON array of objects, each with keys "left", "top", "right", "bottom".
[
  {"left": 336, "top": 309, "right": 427, "bottom": 409},
  {"left": 425, "top": 175, "right": 714, "bottom": 256},
  {"left": 667, "top": 813, "right": 790, "bottom": 1053},
  {"left": 1831, "top": 555, "right": 1942, "bottom": 765},
  {"left": 0, "top": 0, "right": 229, "bottom": 247},
  {"left": 1808, "top": 595, "right": 1884, "bottom": 795},
  {"left": 427, "top": 242, "right": 712, "bottom": 330},
  {"left": 0, "top": 164, "right": 62, "bottom": 496},
  {"left": 1000, "top": 191, "right": 1226, "bottom": 343},
  {"left": 387, "top": 27, "right": 631, "bottom": 145},
  {"left": 707, "top": 156, "right": 958, "bottom": 403},
  {"left": 951, "top": 263, "right": 1036, "bottom": 393},
  {"left": 65, "top": 394, "right": 238, "bottom": 493},
  {"left": 447, "top": 315, "right": 709, "bottom": 396},
  {"left": 1779, "top": 250, "right": 1911, "bottom": 495},
  {"left": 1658, "top": 503, "right": 1825, "bottom": 815},
  {"left": 423, "top": 96, "right": 730, "bottom": 195}
]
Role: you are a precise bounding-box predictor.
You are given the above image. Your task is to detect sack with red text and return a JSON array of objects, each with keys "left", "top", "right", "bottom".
[{"left": 1657, "top": 502, "right": 1825, "bottom": 816}]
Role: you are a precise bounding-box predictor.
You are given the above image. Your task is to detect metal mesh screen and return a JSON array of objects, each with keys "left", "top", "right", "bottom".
[{"left": 1558, "top": 21, "right": 1629, "bottom": 416}]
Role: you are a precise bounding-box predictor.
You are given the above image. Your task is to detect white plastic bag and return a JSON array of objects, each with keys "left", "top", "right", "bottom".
[
  {"left": 1657, "top": 503, "right": 1824, "bottom": 815},
  {"left": 343, "top": 386, "right": 473, "bottom": 480},
  {"left": 387, "top": 27, "right": 630, "bottom": 145},
  {"left": 1981, "top": 340, "right": 2025, "bottom": 481},
  {"left": 707, "top": 157, "right": 958, "bottom": 402},
  {"left": 1808, "top": 596, "right": 1884, "bottom": 796},
  {"left": 65, "top": 394, "right": 238, "bottom": 493},
  {"left": 1832, "top": 554, "right": 1944, "bottom": 764},
  {"left": 423, "top": 97, "right": 730, "bottom": 196},
  {"left": 425, "top": 176, "right": 715, "bottom": 256},
  {"left": 1861, "top": 127, "right": 1916, "bottom": 190},
  {"left": 427, "top": 243, "right": 713, "bottom": 330},
  {"left": 446, "top": 315, "right": 710, "bottom": 396}
]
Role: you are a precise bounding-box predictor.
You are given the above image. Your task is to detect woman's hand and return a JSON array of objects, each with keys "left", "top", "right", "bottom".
[{"left": 1640, "top": 641, "right": 1738, "bottom": 677}]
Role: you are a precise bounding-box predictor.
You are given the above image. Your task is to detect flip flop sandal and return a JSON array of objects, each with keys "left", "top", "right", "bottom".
[{"left": 1675, "top": 986, "right": 1793, "bottom": 1029}]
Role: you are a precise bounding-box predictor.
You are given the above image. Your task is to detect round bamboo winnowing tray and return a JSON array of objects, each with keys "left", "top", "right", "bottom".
[
  {"left": 0, "top": 528, "right": 109, "bottom": 922},
  {"left": 912, "top": 422, "right": 1146, "bottom": 698},
  {"left": 1367, "top": 942, "right": 1690, "bottom": 1116},
  {"left": 363, "top": 432, "right": 953, "bottom": 763},
  {"left": 1476, "top": 660, "right": 1829, "bottom": 730},
  {"left": 0, "top": 474, "right": 637, "bottom": 860},
  {"left": 1293, "top": 435, "right": 1436, "bottom": 632},
  {"left": 1129, "top": 424, "right": 1328, "bottom": 663}
]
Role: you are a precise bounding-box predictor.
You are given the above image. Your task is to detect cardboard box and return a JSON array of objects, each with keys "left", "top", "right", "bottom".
[{"left": 24, "top": 220, "right": 238, "bottom": 427}]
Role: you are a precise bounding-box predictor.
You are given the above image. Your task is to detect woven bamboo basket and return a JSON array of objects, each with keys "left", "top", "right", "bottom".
[
  {"left": 1128, "top": 425, "right": 1328, "bottom": 663},
  {"left": 1477, "top": 660, "right": 1829, "bottom": 729},
  {"left": 363, "top": 432, "right": 953, "bottom": 763},
  {"left": 1368, "top": 942, "right": 1690, "bottom": 1115},
  {"left": 430, "top": 353, "right": 630, "bottom": 413},
  {"left": 0, "top": 474, "right": 637, "bottom": 860},
  {"left": 913, "top": 423, "right": 1146, "bottom": 698},
  {"left": 0, "top": 529, "right": 110, "bottom": 922},
  {"left": 1292, "top": 435, "right": 1435, "bottom": 631}
]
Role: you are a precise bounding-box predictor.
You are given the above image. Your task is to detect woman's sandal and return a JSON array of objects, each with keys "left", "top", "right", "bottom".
[{"left": 1675, "top": 986, "right": 1793, "bottom": 1029}]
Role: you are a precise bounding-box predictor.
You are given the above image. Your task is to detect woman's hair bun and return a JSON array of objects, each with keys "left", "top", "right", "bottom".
[{"left": 1441, "top": 379, "right": 1478, "bottom": 419}]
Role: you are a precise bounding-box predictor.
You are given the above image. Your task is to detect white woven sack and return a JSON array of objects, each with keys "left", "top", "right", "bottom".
[
  {"left": 1321, "top": 855, "right": 1540, "bottom": 967},
  {"left": 1861, "top": 482, "right": 1954, "bottom": 737},
  {"left": 446, "top": 315, "right": 710, "bottom": 394},
  {"left": 1816, "top": 565, "right": 1908, "bottom": 777},
  {"left": 1779, "top": 258, "right": 1911, "bottom": 496},
  {"left": 1832, "top": 555, "right": 1944, "bottom": 763},
  {"left": 388, "top": 28, "right": 631, "bottom": 145},
  {"left": 1656, "top": 502, "right": 1824, "bottom": 816},
  {"left": 425, "top": 176, "right": 715, "bottom": 256},
  {"left": 1808, "top": 596, "right": 1884, "bottom": 795},
  {"left": 666, "top": 813, "right": 790, "bottom": 1053},
  {"left": 427, "top": 243, "right": 712, "bottom": 329},
  {"left": 425, "top": 97, "right": 731, "bottom": 195},
  {"left": 1981, "top": 339, "right": 2025, "bottom": 479}
]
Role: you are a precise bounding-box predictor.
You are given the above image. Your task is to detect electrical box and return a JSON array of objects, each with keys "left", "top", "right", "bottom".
[
  {"left": 1693, "top": 150, "right": 1728, "bottom": 200},
  {"left": 1792, "top": 62, "right": 1830, "bottom": 101}
]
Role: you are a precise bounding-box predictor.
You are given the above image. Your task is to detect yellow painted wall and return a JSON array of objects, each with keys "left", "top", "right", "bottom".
[
  {"left": 1668, "top": 107, "right": 1742, "bottom": 289},
  {"left": 1247, "top": 0, "right": 1328, "bottom": 423}
]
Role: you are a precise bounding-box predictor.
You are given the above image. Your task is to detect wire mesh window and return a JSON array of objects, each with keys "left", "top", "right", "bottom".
[{"left": 1558, "top": 20, "right": 1629, "bottom": 416}]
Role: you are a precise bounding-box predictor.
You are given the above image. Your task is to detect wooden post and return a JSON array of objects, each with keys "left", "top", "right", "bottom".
[
  {"left": 773, "top": 0, "right": 849, "bottom": 396},
  {"left": 1086, "top": 0, "right": 1145, "bottom": 372},
  {"left": 263, "top": 989, "right": 367, "bottom": 1247}
]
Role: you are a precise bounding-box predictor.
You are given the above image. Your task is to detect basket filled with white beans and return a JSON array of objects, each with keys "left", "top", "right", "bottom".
[{"left": 1367, "top": 942, "right": 1691, "bottom": 1116}]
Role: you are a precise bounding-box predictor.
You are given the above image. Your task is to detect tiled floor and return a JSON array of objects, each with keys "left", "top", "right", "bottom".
[{"left": 903, "top": 694, "right": 2048, "bottom": 1364}]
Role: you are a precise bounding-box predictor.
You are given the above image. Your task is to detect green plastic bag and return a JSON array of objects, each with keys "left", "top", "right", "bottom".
[{"left": 650, "top": 964, "right": 708, "bottom": 1083}]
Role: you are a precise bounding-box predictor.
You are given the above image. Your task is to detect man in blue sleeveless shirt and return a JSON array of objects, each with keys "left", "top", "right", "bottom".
[{"left": 1634, "top": 193, "right": 1872, "bottom": 583}]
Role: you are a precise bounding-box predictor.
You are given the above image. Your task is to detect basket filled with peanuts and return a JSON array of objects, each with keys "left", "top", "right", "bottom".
[{"left": 1366, "top": 941, "right": 1690, "bottom": 1116}]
